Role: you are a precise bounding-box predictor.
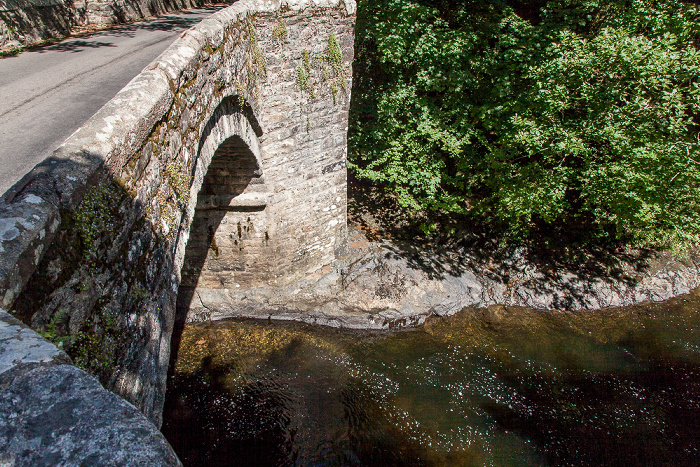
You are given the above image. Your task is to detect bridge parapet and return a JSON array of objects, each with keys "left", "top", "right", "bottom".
[
  {"left": 0, "top": 0, "right": 227, "bottom": 49},
  {"left": 0, "top": 2, "right": 355, "bottom": 454}
]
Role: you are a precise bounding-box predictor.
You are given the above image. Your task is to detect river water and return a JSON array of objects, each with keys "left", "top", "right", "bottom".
[{"left": 161, "top": 289, "right": 700, "bottom": 466}]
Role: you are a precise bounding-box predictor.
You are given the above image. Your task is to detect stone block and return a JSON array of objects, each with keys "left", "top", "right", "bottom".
[{"left": 0, "top": 365, "right": 181, "bottom": 466}]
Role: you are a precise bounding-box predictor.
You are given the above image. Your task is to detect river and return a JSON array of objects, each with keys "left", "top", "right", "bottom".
[{"left": 161, "top": 288, "right": 700, "bottom": 466}]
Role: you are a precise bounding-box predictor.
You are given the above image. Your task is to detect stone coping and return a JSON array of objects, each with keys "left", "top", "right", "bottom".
[{"left": 0, "top": 309, "right": 181, "bottom": 465}]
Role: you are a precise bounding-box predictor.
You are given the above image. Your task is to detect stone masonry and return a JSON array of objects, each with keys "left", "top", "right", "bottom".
[
  {"left": 178, "top": 5, "right": 352, "bottom": 318},
  {"left": 0, "top": 0, "right": 355, "bottom": 450},
  {"left": 0, "top": 0, "right": 229, "bottom": 49}
]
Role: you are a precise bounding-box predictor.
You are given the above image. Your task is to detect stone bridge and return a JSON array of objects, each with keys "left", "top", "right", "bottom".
[{"left": 0, "top": 0, "right": 355, "bottom": 462}]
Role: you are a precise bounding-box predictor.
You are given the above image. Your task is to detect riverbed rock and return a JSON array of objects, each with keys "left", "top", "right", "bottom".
[{"left": 186, "top": 227, "right": 700, "bottom": 330}]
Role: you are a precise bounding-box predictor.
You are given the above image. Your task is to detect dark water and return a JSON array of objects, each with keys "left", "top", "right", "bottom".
[{"left": 162, "top": 289, "right": 700, "bottom": 466}]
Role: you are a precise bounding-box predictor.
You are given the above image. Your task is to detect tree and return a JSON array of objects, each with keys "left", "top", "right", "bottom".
[{"left": 348, "top": 0, "right": 700, "bottom": 248}]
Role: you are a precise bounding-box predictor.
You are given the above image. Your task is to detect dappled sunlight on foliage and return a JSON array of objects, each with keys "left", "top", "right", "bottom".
[{"left": 348, "top": 0, "right": 700, "bottom": 249}]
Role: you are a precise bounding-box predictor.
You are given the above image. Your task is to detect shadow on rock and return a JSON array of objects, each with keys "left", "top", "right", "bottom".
[{"left": 347, "top": 175, "right": 699, "bottom": 311}]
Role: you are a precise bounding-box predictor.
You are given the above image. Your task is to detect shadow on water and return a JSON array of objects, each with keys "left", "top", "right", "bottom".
[
  {"left": 161, "top": 356, "right": 297, "bottom": 466},
  {"left": 162, "top": 290, "right": 700, "bottom": 466},
  {"left": 488, "top": 358, "right": 700, "bottom": 466}
]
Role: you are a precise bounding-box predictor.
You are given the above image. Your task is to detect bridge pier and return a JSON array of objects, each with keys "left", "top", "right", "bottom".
[{"left": 175, "top": 5, "right": 355, "bottom": 321}]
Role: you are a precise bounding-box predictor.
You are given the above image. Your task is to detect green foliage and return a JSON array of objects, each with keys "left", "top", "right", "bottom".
[
  {"left": 71, "top": 329, "right": 113, "bottom": 375},
  {"left": 247, "top": 19, "right": 267, "bottom": 78},
  {"left": 296, "top": 33, "right": 348, "bottom": 103},
  {"left": 39, "top": 309, "right": 70, "bottom": 346},
  {"left": 0, "top": 46, "right": 21, "bottom": 57},
  {"left": 297, "top": 49, "right": 315, "bottom": 98},
  {"left": 349, "top": 0, "right": 700, "bottom": 248},
  {"left": 69, "top": 305, "right": 123, "bottom": 378},
  {"left": 244, "top": 18, "right": 267, "bottom": 101},
  {"left": 321, "top": 32, "right": 347, "bottom": 103}
]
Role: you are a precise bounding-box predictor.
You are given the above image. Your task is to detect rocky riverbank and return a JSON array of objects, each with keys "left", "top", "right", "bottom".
[{"left": 186, "top": 225, "right": 700, "bottom": 330}]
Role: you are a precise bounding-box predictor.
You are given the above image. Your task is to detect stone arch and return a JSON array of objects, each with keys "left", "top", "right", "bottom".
[
  {"left": 176, "top": 95, "right": 272, "bottom": 315},
  {"left": 194, "top": 95, "right": 263, "bottom": 176}
]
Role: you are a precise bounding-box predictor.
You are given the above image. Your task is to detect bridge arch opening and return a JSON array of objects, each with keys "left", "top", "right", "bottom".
[
  {"left": 176, "top": 96, "right": 271, "bottom": 320},
  {"left": 179, "top": 134, "right": 266, "bottom": 290}
]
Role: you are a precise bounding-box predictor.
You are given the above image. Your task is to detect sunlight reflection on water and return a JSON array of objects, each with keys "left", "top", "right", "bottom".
[{"left": 162, "top": 288, "right": 700, "bottom": 466}]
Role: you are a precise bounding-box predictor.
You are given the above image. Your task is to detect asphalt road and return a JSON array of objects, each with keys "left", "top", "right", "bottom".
[{"left": 0, "top": 5, "right": 226, "bottom": 196}]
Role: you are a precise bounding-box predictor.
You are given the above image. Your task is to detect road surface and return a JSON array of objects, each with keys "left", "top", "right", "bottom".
[{"left": 0, "top": 5, "right": 226, "bottom": 196}]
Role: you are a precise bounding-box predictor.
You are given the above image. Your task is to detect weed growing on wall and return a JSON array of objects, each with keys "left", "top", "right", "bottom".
[
  {"left": 68, "top": 297, "right": 131, "bottom": 382},
  {"left": 295, "top": 32, "right": 348, "bottom": 104},
  {"left": 272, "top": 18, "right": 288, "bottom": 43},
  {"left": 156, "top": 187, "right": 177, "bottom": 239},
  {"left": 38, "top": 309, "right": 70, "bottom": 346},
  {"left": 244, "top": 18, "right": 268, "bottom": 101},
  {"left": 297, "top": 50, "right": 315, "bottom": 98},
  {"left": 321, "top": 32, "right": 347, "bottom": 95},
  {"left": 72, "top": 181, "right": 120, "bottom": 267}
]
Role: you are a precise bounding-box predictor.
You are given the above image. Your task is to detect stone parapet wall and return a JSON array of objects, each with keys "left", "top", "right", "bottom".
[
  {"left": 0, "top": 309, "right": 181, "bottom": 465},
  {"left": 0, "top": 2, "right": 354, "bottom": 461},
  {"left": 0, "top": 0, "right": 229, "bottom": 49}
]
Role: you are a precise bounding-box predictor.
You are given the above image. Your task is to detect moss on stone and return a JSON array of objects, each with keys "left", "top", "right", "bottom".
[
  {"left": 69, "top": 300, "right": 126, "bottom": 381},
  {"left": 72, "top": 182, "right": 123, "bottom": 266},
  {"left": 272, "top": 18, "right": 288, "bottom": 43},
  {"left": 165, "top": 159, "right": 191, "bottom": 208}
]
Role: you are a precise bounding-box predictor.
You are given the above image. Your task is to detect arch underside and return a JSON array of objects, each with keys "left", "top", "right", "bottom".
[{"left": 177, "top": 95, "right": 275, "bottom": 316}]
